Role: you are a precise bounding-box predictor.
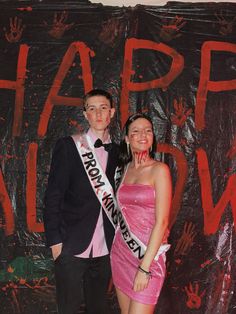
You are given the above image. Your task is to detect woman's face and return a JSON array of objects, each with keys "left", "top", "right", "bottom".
[{"left": 126, "top": 118, "right": 153, "bottom": 153}]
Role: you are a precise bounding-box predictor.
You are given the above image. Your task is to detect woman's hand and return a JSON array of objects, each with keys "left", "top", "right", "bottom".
[{"left": 133, "top": 269, "right": 150, "bottom": 292}]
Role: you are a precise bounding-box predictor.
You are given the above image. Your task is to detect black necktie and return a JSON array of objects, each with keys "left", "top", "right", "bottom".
[{"left": 94, "top": 138, "right": 112, "bottom": 152}]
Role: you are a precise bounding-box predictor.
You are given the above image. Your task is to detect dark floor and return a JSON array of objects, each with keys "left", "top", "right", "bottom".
[
  {"left": 1, "top": 284, "right": 120, "bottom": 314},
  {"left": 0, "top": 282, "right": 161, "bottom": 313},
  {"left": 77, "top": 289, "right": 120, "bottom": 314}
]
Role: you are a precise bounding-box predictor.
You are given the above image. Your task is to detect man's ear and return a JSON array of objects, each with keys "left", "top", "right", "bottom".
[
  {"left": 83, "top": 110, "right": 88, "bottom": 121},
  {"left": 110, "top": 108, "right": 115, "bottom": 118},
  {"left": 125, "top": 135, "right": 129, "bottom": 144}
]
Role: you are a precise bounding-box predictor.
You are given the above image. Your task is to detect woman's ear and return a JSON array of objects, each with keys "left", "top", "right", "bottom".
[
  {"left": 83, "top": 110, "right": 88, "bottom": 121},
  {"left": 110, "top": 108, "right": 115, "bottom": 118}
]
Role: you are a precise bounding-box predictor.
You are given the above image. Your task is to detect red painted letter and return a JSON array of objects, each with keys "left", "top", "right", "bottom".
[
  {"left": 26, "top": 142, "right": 44, "bottom": 232},
  {"left": 196, "top": 41, "right": 236, "bottom": 131},
  {"left": 0, "top": 168, "right": 15, "bottom": 235},
  {"left": 0, "top": 44, "right": 29, "bottom": 137},
  {"left": 120, "top": 38, "right": 184, "bottom": 125},
  {"left": 196, "top": 148, "right": 236, "bottom": 234},
  {"left": 37, "top": 42, "right": 94, "bottom": 137}
]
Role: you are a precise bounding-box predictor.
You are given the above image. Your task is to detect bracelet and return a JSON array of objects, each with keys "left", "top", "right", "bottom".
[{"left": 138, "top": 266, "right": 152, "bottom": 278}]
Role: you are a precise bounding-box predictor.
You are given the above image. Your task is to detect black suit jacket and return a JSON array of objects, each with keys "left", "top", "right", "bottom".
[{"left": 43, "top": 135, "right": 119, "bottom": 256}]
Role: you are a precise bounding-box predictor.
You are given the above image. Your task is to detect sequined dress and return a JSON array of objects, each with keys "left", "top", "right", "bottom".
[{"left": 110, "top": 183, "right": 167, "bottom": 305}]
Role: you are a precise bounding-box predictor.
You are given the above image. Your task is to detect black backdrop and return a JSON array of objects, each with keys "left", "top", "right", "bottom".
[{"left": 0, "top": 1, "right": 236, "bottom": 313}]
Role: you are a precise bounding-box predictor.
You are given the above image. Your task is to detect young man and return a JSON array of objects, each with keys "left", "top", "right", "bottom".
[{"left": 43, "top": 89, "right": 118, "bottom": 314}]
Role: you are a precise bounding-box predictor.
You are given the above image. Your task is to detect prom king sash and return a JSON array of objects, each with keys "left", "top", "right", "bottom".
[{"left": 72, "top": 133, "right": 170, "bottom": 260}]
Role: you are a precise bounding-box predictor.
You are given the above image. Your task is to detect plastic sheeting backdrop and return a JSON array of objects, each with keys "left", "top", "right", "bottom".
[{"left": 0, "top": 0, "right": 236, "bottom": 313}]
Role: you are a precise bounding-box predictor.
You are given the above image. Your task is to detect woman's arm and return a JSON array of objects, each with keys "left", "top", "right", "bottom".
[{"left": 133, "top": 162, "right": 172, "bottom": 292}]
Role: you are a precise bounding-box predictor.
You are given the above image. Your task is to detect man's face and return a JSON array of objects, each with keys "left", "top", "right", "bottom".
[{"left": 83, "top": 95, "right": 115, "bottom": 132}]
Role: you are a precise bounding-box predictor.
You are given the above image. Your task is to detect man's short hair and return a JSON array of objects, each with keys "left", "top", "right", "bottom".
[{"left": 83, "top": 89, "right": 113, "bottom": 111}]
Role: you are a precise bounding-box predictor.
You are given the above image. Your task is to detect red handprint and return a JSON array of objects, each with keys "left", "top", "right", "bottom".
[
  {"left": 45, "top": 11, "right": 74, "bottom": 39},
  {"left": 174, "top": 222, "right": 197, "bottom": 256},
  {"left": 171, "top": 97, "right": 192, "bottom": 127},
  {"left": 215, "top": 11, "right": 236, "bottom": 36},
  {"left": 99, "top": 17, "right": 125, "bottom": 47},
  {"left": 4, "top": 17, "right": 25, "bottom": 43},
  {"left": 185, "top": 282, "right": 205, "bottom": 309},
  {"left": 160, "top": 15, "right": 186, "bottom": 42}
]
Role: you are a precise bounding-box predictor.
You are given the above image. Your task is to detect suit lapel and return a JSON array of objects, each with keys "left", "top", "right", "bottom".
[{"left": 106, "top": 143, "right": 117, "bottom": 187}]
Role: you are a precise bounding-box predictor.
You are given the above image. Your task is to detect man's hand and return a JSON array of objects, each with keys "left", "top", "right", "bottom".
[{"left": 51, "top": 243, "right": 63, "bottom": 261}]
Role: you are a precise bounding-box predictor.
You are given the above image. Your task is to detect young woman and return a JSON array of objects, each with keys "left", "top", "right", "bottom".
[{"left": 111, "top": 113, "right": 172, "bottom": 314}]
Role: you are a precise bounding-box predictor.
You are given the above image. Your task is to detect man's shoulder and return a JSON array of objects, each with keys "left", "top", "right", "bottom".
[
  {"left": 52, "top": 135, "right": 85, "bottom": 163},
  {"left": 53, "top": 135, "right": 80, "bottom": 155},
  {"left": 56, "top": 133, "right": 85, "bottom": 145}
]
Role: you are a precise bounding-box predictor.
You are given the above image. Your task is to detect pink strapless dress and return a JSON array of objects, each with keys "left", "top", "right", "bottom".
[{"left": 111, "top": 183, "right": 167, "bottom": 305}]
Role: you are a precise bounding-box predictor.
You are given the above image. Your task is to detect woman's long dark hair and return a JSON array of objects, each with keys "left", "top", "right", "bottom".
[{"left": 119, "top": 113, "right": 157, "bottom": 166}]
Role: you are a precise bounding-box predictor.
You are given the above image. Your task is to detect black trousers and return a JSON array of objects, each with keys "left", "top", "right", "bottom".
[{"left": 54, "top": 254, "right": 111, "bottom": 314}]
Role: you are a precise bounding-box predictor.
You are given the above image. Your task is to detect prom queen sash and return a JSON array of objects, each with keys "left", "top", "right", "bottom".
[{"left": 72, "top": 134, "right": 170, "bottom": 260}]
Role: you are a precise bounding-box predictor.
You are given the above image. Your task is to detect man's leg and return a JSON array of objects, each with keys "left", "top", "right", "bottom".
[
  {"left": 54, "top": 255, "right": 87, "bottom": 314},
  {"left": 83, "top": 255, "right": 111, "bottom": 314}
]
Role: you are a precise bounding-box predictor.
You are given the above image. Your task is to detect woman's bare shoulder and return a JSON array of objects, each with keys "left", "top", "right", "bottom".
[
  {"left": 151, "top": 161, "right": 171, "bottom": 188},
  {"left": 151, "top": 160, "right": 170, "bottom": 173}
]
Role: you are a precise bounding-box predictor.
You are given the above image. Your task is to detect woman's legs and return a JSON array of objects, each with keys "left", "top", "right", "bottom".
[
  {"left": 115, "top": 286, "right": 155, "bottom": 314},
  {"left": 115, "top": 287, "right": 130, "bottom": 314},
  {"left": 129, "top": 300, "right": 155, "bottom": 314}
]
